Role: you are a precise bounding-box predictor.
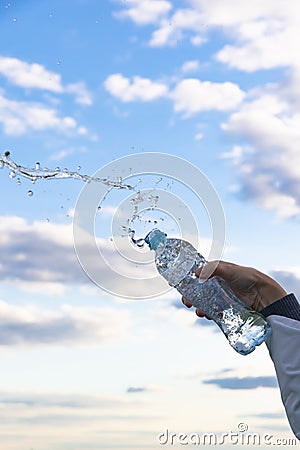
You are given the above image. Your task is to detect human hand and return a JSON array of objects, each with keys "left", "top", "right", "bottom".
[{"left": 182, "top": 261, "right": 287, "bottom": 317}]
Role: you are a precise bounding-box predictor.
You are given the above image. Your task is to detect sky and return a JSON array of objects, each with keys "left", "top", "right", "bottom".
[{"left": 1, "top": 0, "right": 300, "bottom": 449}]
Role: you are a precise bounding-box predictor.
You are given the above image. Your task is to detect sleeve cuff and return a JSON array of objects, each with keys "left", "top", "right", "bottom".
[{"left": 261, "top": 293, "right": 300, "bottom": 321}]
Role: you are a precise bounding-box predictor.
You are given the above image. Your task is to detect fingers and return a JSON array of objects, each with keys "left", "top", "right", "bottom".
[
  {"left": 182, "top": 260, "right": 241, "bottom": 321},
  {"left": 181, "top": 297, "right": 211, "bottom": 320},
  {"left": 182, "top": 296, "right": 192, "bottom": 308}
]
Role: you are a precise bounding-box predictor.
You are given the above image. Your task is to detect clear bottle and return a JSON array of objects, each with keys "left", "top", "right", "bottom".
[{"left": 145, "top": 229, "right": 271, "bottom": 355}]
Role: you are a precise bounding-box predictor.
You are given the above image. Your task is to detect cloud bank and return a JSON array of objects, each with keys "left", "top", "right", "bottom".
[
  {"left": 112, "top": 0, "right": 300, "bottom": 219},
  {"left": 0, "top": 300, "right": 131, "bottom": 346}
]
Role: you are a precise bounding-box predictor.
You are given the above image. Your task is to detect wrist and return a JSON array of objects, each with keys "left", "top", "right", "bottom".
[
  {"left": 260, "top": 294, "right": 300, "bottom": 320},
  {"left": 255, "top": 270, "right": 287, "bottom": 311}
]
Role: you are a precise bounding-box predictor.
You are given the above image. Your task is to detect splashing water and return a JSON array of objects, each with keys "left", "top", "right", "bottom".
[
  {"left": 116, "top": 189, "right": 163, "bottom": 247},
  {"left": 0, "top": 151, "right": 133, "bottom": 190},
  {"left": 127, "top": 228, "right": 145, "bottom": 248},
  {"left": 1, "top": 151, "right": 173, "bottom": 248}
]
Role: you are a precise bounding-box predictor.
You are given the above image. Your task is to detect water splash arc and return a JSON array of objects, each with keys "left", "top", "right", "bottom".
[{"left": 0, "top": 151, "right": 133, "bottom": 190}]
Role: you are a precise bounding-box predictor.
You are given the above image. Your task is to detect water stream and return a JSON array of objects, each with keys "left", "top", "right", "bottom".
[
  {"left": 0, "top": 151, "right": 134, "bottom": 190},
  {"left": 1, "top": 151, "right": 164, "bottom": 246}
]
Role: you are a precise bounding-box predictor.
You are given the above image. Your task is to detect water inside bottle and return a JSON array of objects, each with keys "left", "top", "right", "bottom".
[{"left": 147, "top": 231, "right": 271, "bottom": 355}]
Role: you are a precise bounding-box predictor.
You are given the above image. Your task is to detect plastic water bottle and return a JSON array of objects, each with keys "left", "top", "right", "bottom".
[{"left": 145, "top": 229, "right": 271, "bottom": 355}]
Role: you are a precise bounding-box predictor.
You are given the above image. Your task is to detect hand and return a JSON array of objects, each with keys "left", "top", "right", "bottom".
[{"left": 182, "top": 260, "right": 287, "bottom": 317}]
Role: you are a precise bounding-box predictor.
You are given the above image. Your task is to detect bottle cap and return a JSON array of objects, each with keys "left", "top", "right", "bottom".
[{"left": 144, "top": 228, "right": 166, "bottom": 250}]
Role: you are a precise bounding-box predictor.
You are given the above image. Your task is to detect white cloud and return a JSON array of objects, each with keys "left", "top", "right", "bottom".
[
  {"left": 181, "top": 60, "right": 200, "bottom": 73},
  {"left": 17, "top": 281, "right": 66, "bottom": 296},
  {"left": 66, "top": 82, "right": 93, "bottom": 106},
  {"left": 0, "top": 300, "right": 131, "bottom": 346},
  {"left": 269, "top": 269, "right": 300, "bottom": 299},
  {"left": 104, "top": 73, "right": 245, "bottom": 117},
  {"left": 209, "top": 2, "right": 300, "bottom": 72},
  {"left": 0, "top": 216, "right": 83, "bottom": 284},
  {"left": 0, "top": 91, "right": 83, "bottom": 136},
  {"left": 149, "top": 8, "right": 204, "bottom": 47},
  {"left": 221, "top": 87, "right": 300, "bottom": 219},
  {"left": 114, "top": 0, "right": 172, "bottom": 25},
  {"left": 189, "top": 0, "right": 281, "bottom": 26},
  {"left": 115, "top": 0, "right": 300, "bottom": 74},
  {"left": 149, "top": 21, "right": 178, "bottom": 47},
  {"left": 157, "top": 303, "right": 198, "bottom": 328},
  {"left": 170, "top": 78, "right": 245, "bottom": 117},
  {"left": 0, "top": 389, "right": 155, "bottom": 449},
  {"left": 0, "top": 56, "right": 63, "bottom": 92},
  {"left": 190, "top": 35, "right": 206, "bottom": 46},
  {"left": 0, "top": 391, "right": 141, "bottom": 409},
  {"left": 187, "top": 1, "right": 300, "bottom": 72},
  {"left": 0, "top": 56, "right": 93, "bottom": 105},
  {"left": 104, "top": 73, "right": 168, "bottom": 102},
  {"left": 0, "top": 215, "right": 160, "bottom": 300}
]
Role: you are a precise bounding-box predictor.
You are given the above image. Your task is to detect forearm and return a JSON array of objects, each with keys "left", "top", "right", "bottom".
[{"left": 261, "top": 294, "right": 300, "bottom": 439}]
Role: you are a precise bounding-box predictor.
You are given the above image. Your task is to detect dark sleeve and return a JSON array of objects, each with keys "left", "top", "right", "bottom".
[{"left": 261, "top": 294, "right": 300, "bottom": 321}]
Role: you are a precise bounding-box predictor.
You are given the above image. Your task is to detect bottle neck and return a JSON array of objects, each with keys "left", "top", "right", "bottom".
[{"left": 145, "top": 228, "right": 167, "bottom": 251}]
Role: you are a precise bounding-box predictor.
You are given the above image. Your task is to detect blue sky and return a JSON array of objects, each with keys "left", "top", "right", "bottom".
[{"left": 1, "top": 0, "right": 300, "bottom": 448}]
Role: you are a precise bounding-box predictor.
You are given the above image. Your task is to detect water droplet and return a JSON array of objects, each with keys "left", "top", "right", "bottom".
[
  {"left": 31, "top": 177, "right": 37, "bottom": 184},
  {"left": 27, "top": 190, "right": 33, "bottom": 196},
  {"left": 57, "top": 61, "right": 61, "bottom": 65},
  {"left": 55, "top": 166, "right": 60, "bottom": 171},
  {"left": 12, "top": 17, "right": 17, "bottom": 22},
  {"left": 35, "top": 162, "right": 40, "bottom": 170},
  {"left": 9, "top": 171, "right": 16, "bottom": 179},
  {"left": 135, "top": 238, "right": 145, "bottom": 248},
  {"left": 49, "top": 13, "right": 53, "bottom": 18},
  {"left": 77, "top": 165, "right": 81, "bottom": 171},
  {"left": 45, "top": 218, "right": 49, "bottom": 223},
  {"left": 4, "top": 150, "right": 10, "bottom": 157},
  {"left": 63, "top": 168, "right": 68, "bottom": 173},
  {"left": 17, "top": 177, "right": 21, "bottom": 185},
  {"left": 97, "top": 205, "right": 102, "bottom": 211},
  {"left": 5, "top": 3, "right": 11, "bottom": 9}
]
